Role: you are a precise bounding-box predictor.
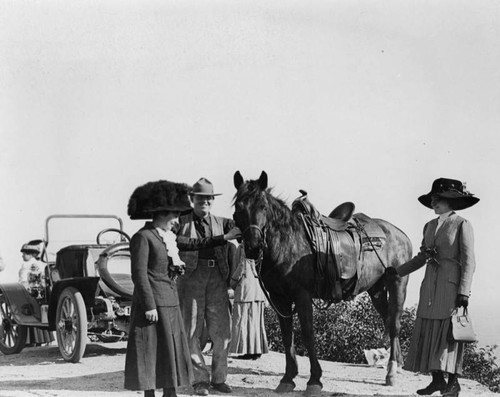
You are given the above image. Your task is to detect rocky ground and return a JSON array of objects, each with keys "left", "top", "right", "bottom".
[{"left": 0, "top": 341, "right": 497, "bottom": 397}]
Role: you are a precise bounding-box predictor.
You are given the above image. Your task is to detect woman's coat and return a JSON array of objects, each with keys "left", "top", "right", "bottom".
[{"left": 397, "top": 212, "right": 475, "bottom": 319}]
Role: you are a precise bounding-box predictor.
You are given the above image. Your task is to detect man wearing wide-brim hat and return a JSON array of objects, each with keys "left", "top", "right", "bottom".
[{"left": 176, "top": 177, "right": 240, "bottom": 396}]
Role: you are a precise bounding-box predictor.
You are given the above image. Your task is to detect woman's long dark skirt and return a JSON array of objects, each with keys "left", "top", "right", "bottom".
[{"left": 124, "top": 305, "right": 193, "bottom": 391}]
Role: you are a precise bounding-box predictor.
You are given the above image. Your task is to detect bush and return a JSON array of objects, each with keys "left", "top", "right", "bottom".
[
  {"left": 464, "top": 343, "right": 500, "bottom": 393},
  {"left": 264, "top": 292, "right": 500, "bottom": 392}
]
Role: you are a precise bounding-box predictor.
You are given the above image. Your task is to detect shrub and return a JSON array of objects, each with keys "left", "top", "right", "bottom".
[
  {"left": 264, "top": 292, "right": 500, "bottom": 392},
  {"left": 463, "top": 343, "right": 500, "bottom": 393}
]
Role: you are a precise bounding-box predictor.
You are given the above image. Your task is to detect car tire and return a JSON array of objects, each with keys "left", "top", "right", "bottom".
[
  {"left": 0, "top": 293, "right": 27, "bottom": 354},
  {"left": 55, "top": 287, "right": 87, "bottom": 363}
]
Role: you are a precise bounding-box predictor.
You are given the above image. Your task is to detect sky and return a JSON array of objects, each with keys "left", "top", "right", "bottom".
[{"left": 1, "top": 1, "right": 499, "bottom": 348}]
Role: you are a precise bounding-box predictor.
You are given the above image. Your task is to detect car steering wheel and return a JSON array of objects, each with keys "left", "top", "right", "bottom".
[{"left": 96, "top": 228, "right": 130, "bottom": 245}]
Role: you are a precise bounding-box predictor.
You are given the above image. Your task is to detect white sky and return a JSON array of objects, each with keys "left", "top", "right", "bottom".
[{"left": 1, "top": 0, "right": 499, "bottom": 346}]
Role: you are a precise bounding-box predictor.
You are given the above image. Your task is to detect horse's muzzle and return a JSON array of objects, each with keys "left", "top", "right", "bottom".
[{"left": 243, "top": 244, "right": 262, "bottom": 261}]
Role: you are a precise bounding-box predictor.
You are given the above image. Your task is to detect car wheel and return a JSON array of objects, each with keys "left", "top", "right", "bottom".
[
  {"left": 0, "top": 293, "right": 27, "bottom": 354},
  {"left": 56, "top": 287, "right": 87, "bottom": 362}
]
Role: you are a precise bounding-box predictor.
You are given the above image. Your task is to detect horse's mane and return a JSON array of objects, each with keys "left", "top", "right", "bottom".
[{"left": 234, "top": 180, "right": 303, "bottom": 263}]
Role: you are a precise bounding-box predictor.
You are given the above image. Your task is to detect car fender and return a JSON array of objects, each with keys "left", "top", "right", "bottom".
[
  {"left": 0, "top": 283, "right": 44, "bottom": 326},
  {"left": 48, "top": 277, "right": 100, "bottom": 331},
  {"left": 96, "top": 242, "right": 133, "bottom": 300}
]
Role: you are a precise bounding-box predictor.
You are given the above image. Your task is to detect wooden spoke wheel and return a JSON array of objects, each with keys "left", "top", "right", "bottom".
[
  {"left": 55, "top": 287, "right": 87, "bottom": 362},
  {"left": 0, "top": 293, "right": 27, "bottom": 354}
]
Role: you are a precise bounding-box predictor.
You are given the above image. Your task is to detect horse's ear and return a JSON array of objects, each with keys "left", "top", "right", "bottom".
[
  {"left": 234, "top": 171, "right": 244, "bottom": 189},
  {"left": 258, "top": 171, "right": 268, "bottom": 190}
]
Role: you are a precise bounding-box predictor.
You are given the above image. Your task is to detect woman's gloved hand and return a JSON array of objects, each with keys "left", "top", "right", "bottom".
[{"left": 455, "top": 294, "right": 469, "bottom": 308}]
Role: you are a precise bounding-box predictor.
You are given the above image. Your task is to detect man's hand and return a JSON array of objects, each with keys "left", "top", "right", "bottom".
[
  {"left": 145, "top": 309, "right": 158, "bottom": 323},
  {"left": 456, "top": 294, "right": 469, "bottom": 309},
  {"left": 224, "top": 227, "right": 242, "bottom": 241},
  {"left": 385, "top": 267, "right": 399, "bottom": 277}
]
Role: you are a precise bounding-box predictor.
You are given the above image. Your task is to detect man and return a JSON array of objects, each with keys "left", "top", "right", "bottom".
[{"left": 177, "top": 177, "right": 237, "bottom": 396}]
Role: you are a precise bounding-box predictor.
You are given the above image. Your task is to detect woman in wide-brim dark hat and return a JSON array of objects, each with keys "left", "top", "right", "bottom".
[
  {"left": 124, "top": 180, "right": 194, "bottom": 397},
  {"left": 387, "top": 178, "right": 479, "bottom": 397}
]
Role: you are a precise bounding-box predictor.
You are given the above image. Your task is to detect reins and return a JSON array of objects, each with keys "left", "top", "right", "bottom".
[
  {"left": 353, "top": 218, "right": 387, "bottom": 269},
  {"left": 243, "top": 223, "right": 296, "bottom": 319},
  {"left": 255, "top": 255, "right": 296, "bottom": 319}
]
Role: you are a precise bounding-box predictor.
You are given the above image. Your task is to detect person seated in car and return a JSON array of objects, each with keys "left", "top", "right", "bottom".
[
  {"left": 18, "top": 240, "right": 44, "bottom": 290},
  {"left": 18, "top": 240, "right": 54, "bottom": 346}
]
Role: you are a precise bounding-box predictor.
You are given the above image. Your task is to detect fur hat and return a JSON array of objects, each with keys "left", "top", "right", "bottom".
[
  {"left": 128, "top": 180, "right": 192, "bottom": 220},
  {"left": 418, "top": 178, "right": 479, "bottom": 210}
]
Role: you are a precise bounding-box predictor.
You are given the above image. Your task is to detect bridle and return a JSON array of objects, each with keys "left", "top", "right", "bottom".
[
  {"left": 242, "top": 224, "right": 266, "bottom": 248},
  {"left": 242, "top": 222, "right": 295, "bottom": 319}
]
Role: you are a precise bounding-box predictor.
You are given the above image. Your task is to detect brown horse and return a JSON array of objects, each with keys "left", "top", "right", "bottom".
[{"left": 233, "top": 171, "right": 411, "bottom": 396}]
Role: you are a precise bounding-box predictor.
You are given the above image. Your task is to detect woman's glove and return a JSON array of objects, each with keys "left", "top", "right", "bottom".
[
  {"left": 168, "top": 262, "right": 186, "bottom": 281},
  {"left": 455, "top": 294, "right": 469, "bottom": 308},
  {"left": 385, "top": 267, "right": 398, "bottom": 277}
]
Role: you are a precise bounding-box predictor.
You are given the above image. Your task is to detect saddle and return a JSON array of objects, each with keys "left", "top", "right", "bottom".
[{"left": 292, "top": 191, "right": 386, "bottom": 303}]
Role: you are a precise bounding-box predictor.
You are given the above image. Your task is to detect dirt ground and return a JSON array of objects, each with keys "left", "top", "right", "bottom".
[{"left": 0, "top": 341, "right": 496, "bottom": 397}]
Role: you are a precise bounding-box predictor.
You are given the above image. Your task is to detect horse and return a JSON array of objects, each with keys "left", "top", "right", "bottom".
[{"left": 232, "top": 171, "right": 411, "bottom": 396}]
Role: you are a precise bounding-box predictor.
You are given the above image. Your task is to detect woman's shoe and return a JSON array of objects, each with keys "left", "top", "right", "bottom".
[
  {"left": 163, "top": 387, "right": 177, "bottom": 397},
  {"left": 416, "top": 380, "right": 447, "bottom": 395},
  {"left": 442, "top": 377, "right": 461, "bottom": 397},
  {"left": 236, "top": 354, "right": 253, "bottom": 360}
]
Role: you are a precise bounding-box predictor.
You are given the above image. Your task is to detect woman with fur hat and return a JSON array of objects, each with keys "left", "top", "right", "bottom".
[
  {"left": 386, "top": 178, "right": 479, "bottom": 397},
  {"left": 124, "top": 180, "right": 240, "bottom": 397}
]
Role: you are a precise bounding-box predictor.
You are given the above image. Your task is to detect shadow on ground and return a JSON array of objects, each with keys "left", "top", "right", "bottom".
[{"left": 0, "top": 343, "right": 127, "bottom": 367}]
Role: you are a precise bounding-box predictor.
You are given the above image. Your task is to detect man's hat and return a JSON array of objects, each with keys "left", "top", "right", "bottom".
[
  {"left": 128, "top": 180, "right": 192, "bottom": 220},
  {"left": 190, "top": 177, "right": 222, "bottom": 196},
  {"left": 20, "top": 240, "right": 43, "bottom": 256},
  {"left": 418, "top": 178, "right": 479, "bottom": 210}
]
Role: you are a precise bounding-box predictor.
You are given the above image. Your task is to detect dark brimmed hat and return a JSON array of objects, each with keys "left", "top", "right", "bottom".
[
  {"left": 190, "top": 177, "right": 222, "bottom": 196},
  {"left": 418, "top": 178, "right": 479, "bottom": 210},
  {"left": 128, "top": 180, "right": 192, "bottom": 220},
  {"left": 20, "top": 240, "right": 43, "bottom": 256}
]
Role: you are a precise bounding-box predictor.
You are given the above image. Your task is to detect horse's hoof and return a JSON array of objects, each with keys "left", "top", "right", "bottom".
[
  {"left": 304, "top": 384, "right": 322, "bottom": 396},
  {"left": 275, "top": 382, "right": 295, "bottom": 393},
  {"left": 385, "top": 375, "right": 396, "bottom": 386}
]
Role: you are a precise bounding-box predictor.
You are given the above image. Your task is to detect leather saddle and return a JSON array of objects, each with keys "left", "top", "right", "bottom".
[
  {"left": 292, "top": 190, "right": 385, "bottom": 302},
  {"left": 292, "top": 190, "right": 354, "bottom": 231}
]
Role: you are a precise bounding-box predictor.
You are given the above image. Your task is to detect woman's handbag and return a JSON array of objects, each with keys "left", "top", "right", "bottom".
[{"left": 450, "top": 308, "right": 477, "bottom": 343}]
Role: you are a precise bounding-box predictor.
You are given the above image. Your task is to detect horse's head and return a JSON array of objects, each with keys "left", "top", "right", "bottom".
[{"left": 233, "top": 170, "right": 269, "bottom": 260}]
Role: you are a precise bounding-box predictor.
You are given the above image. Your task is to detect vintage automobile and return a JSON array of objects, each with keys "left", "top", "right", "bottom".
[{"left": 0, "top": 215, "right": 133, "bottom": 363}]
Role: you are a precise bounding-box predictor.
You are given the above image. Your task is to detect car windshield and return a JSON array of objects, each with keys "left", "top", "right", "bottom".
[{"left": 44, "top": 216, "right": 125, "bottom": 263}]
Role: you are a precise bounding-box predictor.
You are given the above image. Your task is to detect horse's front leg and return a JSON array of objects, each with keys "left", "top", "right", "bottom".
[
  {"left": 275, "top": 303, "right": 298, "bottom": 393},
  {"left": 296, "top": 294, "right": 322, "bottom": 396}
]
